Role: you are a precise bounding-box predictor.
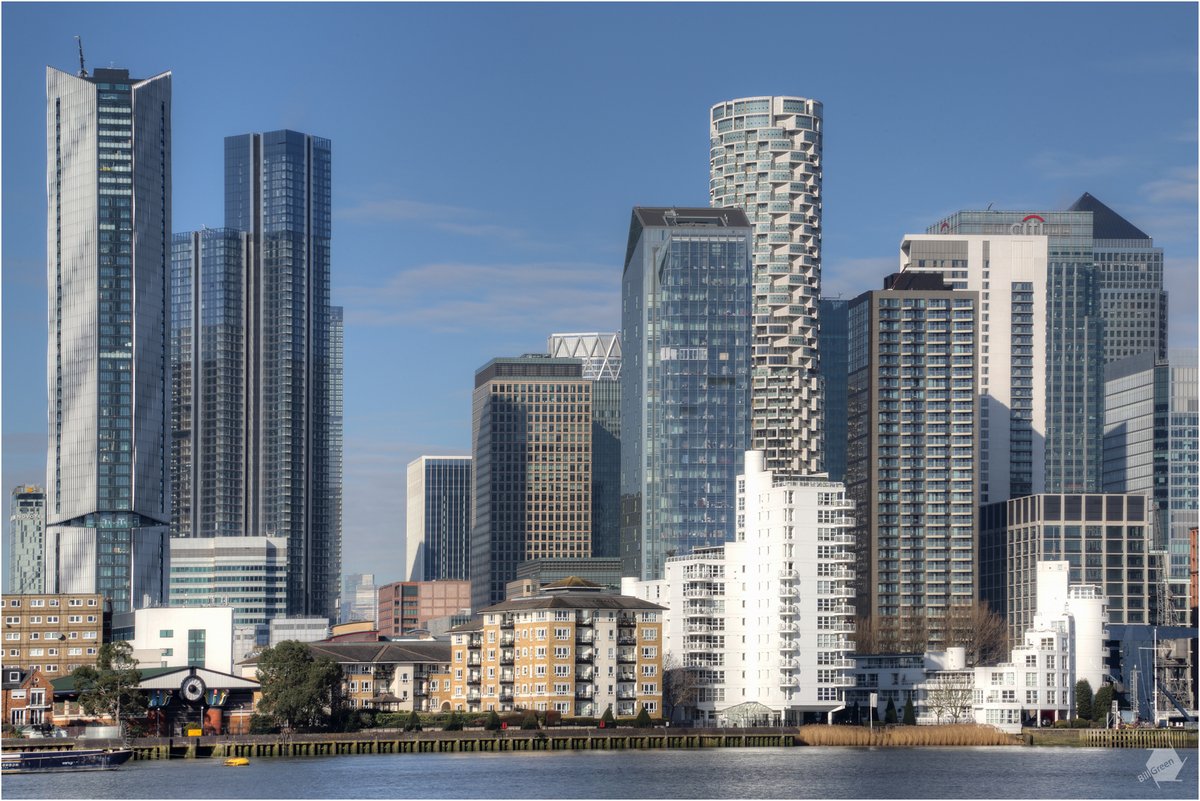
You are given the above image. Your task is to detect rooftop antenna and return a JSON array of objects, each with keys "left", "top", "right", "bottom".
[
  {"left": 74, "top": 35, "right": 87, "bottom": 78},
  {"left": 986, "top": 202, "right": 994, "bottom": 211}
]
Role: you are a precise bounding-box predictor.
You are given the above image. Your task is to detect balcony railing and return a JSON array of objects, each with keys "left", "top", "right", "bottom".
[{"left": 617, "top": 649, "right": 636, "bottom": 663}]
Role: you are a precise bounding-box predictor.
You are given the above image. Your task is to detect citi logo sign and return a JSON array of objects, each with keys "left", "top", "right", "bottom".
[{"left": 1009, "top": 214, "right": 1047, "bottom": 235}]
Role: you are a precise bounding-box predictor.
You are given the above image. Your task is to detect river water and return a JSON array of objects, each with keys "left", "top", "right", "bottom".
[{"left": 4, "top": 746, "right": 1197, "bottom": 799}]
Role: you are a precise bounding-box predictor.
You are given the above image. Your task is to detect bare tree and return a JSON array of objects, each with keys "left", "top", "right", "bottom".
[
  {"left": 943, "top": 601, "right": 1009, "bottom": 666},
  {"left": 661, "top": 653, "right": 700, "bottom": 724},
  {"left": 923, "top": 672, "right": 975, "bottom": 724}
]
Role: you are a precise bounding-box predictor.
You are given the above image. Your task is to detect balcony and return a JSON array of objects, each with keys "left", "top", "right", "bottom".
[
  {"left": 617, "top": 672, "right": 637, "bottom": 683},
  {"left": 414, "top": 682, "right": 429, "bottom": 696},
  {"left": 576, "top": 613, "right": 594, "bottom": 627},
  {"left": 617, "top": 649, "right": 637, "bottom": 663},
  {"left": 500, "top": 634, "right": 515, "bottom": 647},
  {"left": 575, "top": 686, "right": 594, "bottom": 699},
  {"left": 618, "top": 614, "right": 637, "bottom": 627},
  {"left": 500, "top": 614, "right": 514, "bottom": 629},
  {"left": 576, "top": 667, "right": 594, "bottom": 681},
  {"left": 467, "top": 671, "right": 481, "bottom": 685},
  {"left": 468, "top": 636, "right": 482, "bottom": 648},
  {"left": 499, "top": 691, "right": 514, "bottom": 702},
  {"left": 467, "top": 655, "right": 481, "bottom": 666},
  {"left": 576, "top": 630, "right": 595, "bottom": 645},
  {"left": 500, "top": 671, "right": 514, "bottom": 683},
  {"left": 576, "top": 649, "right": 595, "bottom": 664},
  {"left": 617, "top": 635, "right": 637, "bottom": 646},
  {"left": 617, "top": 690, "right": 637, "bottom": 700},
  {"left": 779, "top": 605, "right": 797, "bottom": 617},
  {"left": 500, "top": 649, "right": 514, "bottom": 665}
]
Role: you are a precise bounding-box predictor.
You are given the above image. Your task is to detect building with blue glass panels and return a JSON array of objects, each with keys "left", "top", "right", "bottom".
[
  {"left": 44, "top": 66, "right": 172, "bottom": 613},
  {"left": 620, "top": 208, "right": 752, "bottom": 581},
  {"left": 817, "top": 298, "right": 849, "bottom": 482},
  {"left": 171, "top": 131, "right": 341, "bottom": 620}
]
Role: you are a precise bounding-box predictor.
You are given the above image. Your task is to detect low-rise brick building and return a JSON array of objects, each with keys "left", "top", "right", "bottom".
[
  {"left": 2, "top": 593, "right": 108, "bottom": 678},
  {"left": 3, "top": 667, "right": 54, "bottom": 728}
]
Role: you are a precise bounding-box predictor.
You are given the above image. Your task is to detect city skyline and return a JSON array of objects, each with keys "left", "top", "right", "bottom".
[{"left": 2, "top": 3, "right": 1196, "bottom": 583}]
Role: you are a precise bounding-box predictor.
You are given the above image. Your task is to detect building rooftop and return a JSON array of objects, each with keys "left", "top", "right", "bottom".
[{"left": 1066, "top": 192, "right": 1150, "bottom": 241}]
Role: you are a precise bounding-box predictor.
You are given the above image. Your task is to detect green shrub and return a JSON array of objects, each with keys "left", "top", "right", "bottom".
[
  {"left": 520, "top": 712, "right": 540, "bottom": 730},
  {"left": 485, "top": 711, "right": 502, "bottom": 731},
  {"left": 375, "top": 712, "right": 408, "bottom": 729},
  {"left": 1074, "top": 680, "right": 1094, "bottom": 722},
  {"left": 403, "top": 710, "right": 422, "bottom": 732},
  {"left": 444, "top": 711, "right": 464, "bottom": 731},
  {"left": 248, "top": 713, "right": 280, "bottom": 735},
  {"left": 902, "top": 697, "right": 916, "bottom": 726},
  {"left": 635, "top": 707, "right": 653, "bottom": 728},
  {"left": 600, "top": 706, "right": 615, "bottom": 728},
  {"left": 885, "top": 698, "right": 898, "bottom": 725}
]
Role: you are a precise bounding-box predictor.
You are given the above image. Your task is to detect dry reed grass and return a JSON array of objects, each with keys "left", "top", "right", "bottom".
[{"left": 796, "top": 723, "right": 1021, "bottom": 747}]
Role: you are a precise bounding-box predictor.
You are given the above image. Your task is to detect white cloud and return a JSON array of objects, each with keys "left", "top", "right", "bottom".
[
  {"left": 336, "top": 196, "right": 542, "bottom": 246},
  {"left": 343, "top": 260, "right": 621, "bottom": 334},
  {"left": 1139, "top": 167, "right": 1198, "bottom": 205}
]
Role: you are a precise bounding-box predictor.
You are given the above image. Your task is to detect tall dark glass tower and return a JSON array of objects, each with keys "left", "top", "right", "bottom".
[
  {"left": 172, "top": 131, "right": 340, "bottom": 619},
  {"left": 44, "top": 65, "right": 171, "bottom": 613}
]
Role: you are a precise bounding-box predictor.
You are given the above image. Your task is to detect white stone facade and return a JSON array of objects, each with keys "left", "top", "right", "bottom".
[{"left": 624, "top": 451, "right": 855, "bottom": 724}]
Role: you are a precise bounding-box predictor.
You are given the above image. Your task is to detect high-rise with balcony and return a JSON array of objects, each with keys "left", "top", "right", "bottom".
[
  {"left": 44, "top": 65, "right": 171, "bottom": 613},
  {"left": 172, "top": 131, "right": 341, "bottom": 620},
  {"left": 710, "top": 97, "right": 823, "bottom": 477},
  {"left": 931, "top": 211, "right": 1097, "bottom": 494},
  {"left": 620, "top": 208, "right": 752, "bottom": 581},
  {"left": 846, "top": 273, "right": 980, "bottom": 649},
  {"left": 900, "top": 233, "right": 1048, "bottom": 503}
]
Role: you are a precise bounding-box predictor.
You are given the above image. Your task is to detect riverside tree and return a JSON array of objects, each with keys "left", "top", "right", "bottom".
[
  {"left": 902, "top": 696, "right": 916, "bottom": 725},
  {"left": 255, "top": 640, "right": 343, "bottom": 731},
  {"left": 1073, "top": 679, "right": 1094, "bottom": 722},
  {"left": 1092, "top": 685, "right": 1114, "bottom": 725},
  {"left": 72, "top": 641, "right": 145, "bottom": 735}
]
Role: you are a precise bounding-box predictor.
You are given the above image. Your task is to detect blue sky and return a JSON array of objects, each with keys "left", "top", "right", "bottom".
[{"left": 3, "top": 2, "right": 1196, "bottom": 584}]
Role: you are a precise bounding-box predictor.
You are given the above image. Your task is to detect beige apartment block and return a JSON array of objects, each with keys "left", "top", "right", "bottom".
[
  {"left": 432, "top": 578, "right": 664, "bottom": 719},
  {"left": 2, "top": 594, "right": 107, "bottom": 677}
]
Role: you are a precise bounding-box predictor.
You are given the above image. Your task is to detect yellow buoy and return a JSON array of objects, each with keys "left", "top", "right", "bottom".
[{"left": 224, "top": 757, "right": 250, "bottom": 767}]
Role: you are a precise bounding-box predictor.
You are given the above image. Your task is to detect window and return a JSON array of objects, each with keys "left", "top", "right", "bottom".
[
  {"left": 642, "top": 629, "right": 658, "bottom": 641},
  {"left": 641, "top": 683, "right": 657, "bottom": 694},
  {"left": 187, "top": 629, "right": 206, "bottom": 667},
  {"left": 159, "top": 629, "right": 173, "bottom": 638},
  {"left": 554, "top": 665, "right": 570, "bottom": 676},
  {"left": 554, "top": 628, "right": 570, "bottom": 640},
  {"left": 641, "top": 647, "right": 657, "bottom": 659},
  {"left": 554, "top": 646, "right": 570, "bottom": 658}
]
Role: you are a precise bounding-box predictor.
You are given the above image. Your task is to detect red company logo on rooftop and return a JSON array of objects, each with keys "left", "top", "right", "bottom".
[
  {"left": 1010, "top": 214, "right": 1047, "bottom": 235},
  {"left": 939, "top": 221, "right": 950, "bottom": 233}
]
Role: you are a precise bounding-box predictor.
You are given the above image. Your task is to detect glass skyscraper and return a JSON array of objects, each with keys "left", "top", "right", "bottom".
[
  {"left": 172, "top": 130, "right": 341, "bottom": 619},
  {"left": 710, "top": 97, "right": 823, "bottom": 478},
  {"left": 620, "top": 208, "right": 752, "bottom": 581},
  {"left": 1069, "top": 193, "right": 1167, "bottom": 363},
  {"left": 44, "top": 66, "right": 171, "bottom": 613},
  {"left": 817, "top": 298, "right": 849, "bottom": 483}
]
